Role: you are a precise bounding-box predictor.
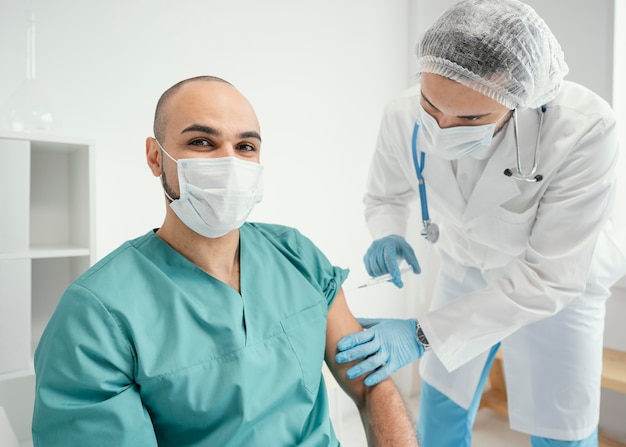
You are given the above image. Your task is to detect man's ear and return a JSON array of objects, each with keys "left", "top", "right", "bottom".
[{"left": 146, "top": 137, "right": 162, "bottom": 177}]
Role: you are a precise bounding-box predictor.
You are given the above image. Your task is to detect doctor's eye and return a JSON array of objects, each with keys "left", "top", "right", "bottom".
[{"left": 464, "top": 116, "right": 482, "bottom": 122}]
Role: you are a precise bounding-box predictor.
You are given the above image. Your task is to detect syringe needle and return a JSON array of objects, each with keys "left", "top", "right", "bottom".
[{"left": 354, "top": 266, "right": 414, "bottom": 289}]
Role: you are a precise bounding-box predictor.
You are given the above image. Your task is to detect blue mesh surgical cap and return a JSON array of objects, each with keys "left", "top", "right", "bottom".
[{"left": 416, "top": 0, "right": 569, "bottom": 109}]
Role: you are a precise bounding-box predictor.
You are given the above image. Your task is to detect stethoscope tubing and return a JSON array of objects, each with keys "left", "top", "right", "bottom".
[
  {"left": 411, "top": 123, "right": 431, "bottom": 223},
  {"left": 504, "top": 105, "right": 546, "bottom": 182}
]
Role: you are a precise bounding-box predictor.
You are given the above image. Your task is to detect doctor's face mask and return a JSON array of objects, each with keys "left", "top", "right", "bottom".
[
  {"left": 156, "top": 139, "right": 264, "bottom": 238},
  {"left": 418, "top": 103, "right": 508, "bottom": 160}
]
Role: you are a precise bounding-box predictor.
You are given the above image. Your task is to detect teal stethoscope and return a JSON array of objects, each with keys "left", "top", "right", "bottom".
[
  {"left": 411, "top": 105, "right": 547, "bottom": 244},
  {"left": 411, "top": 122, "right": 440, "bottom": 244}
]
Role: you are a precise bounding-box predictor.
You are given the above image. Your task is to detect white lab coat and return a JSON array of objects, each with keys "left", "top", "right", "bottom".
[{"left": 364, "top": 81, "right": 626, "bottom": 440}]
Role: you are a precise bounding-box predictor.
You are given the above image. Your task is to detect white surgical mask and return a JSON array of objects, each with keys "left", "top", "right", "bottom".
[
  {"left": 418, "top": 104, "right": 505, "bottom": 160},
  {"left": 156, "top": 140, "right": 264, "bottom": 238}
]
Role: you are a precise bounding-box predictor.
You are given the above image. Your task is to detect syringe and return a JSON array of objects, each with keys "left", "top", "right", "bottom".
[{"left": 350, "top": 266, "right": 414, "bottom": 290}]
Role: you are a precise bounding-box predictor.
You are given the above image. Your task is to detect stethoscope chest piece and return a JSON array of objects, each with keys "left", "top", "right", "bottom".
[{"left": 421, "top": 220, "right": 439, "bottom": 243}]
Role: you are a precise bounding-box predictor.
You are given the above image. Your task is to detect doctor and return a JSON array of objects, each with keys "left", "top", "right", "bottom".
[{"left": 336, "top": 1, "right": 626, "bottom": 446}]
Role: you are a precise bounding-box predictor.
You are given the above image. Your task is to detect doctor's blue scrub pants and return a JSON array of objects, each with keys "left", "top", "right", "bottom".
[{"left": 416, "top": 343, "right": 599, "bottom": 447}]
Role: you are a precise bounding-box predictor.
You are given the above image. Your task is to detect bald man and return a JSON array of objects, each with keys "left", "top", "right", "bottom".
[{"left": 32, "top": 76, "right": 417, "bottom": 447}]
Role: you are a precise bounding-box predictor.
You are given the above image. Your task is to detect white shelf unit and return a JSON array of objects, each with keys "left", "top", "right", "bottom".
[{"left": 0, "top": 132, "right": 94, "bottom": 442}]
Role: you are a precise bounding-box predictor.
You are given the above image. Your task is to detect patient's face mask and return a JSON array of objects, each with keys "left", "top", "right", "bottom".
[
  {"left": 156, "top": 140, "right": 263, "bottom": 238},
  {"left": 418, "top": 104, "right": 506, "bottom": 160}
]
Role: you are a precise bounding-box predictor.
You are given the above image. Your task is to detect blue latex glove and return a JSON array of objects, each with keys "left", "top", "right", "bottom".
[
  {"left": 335, "top": 318, "right": 424, "bottom": 386},
  {"left": 363, "top": 235, "right": 420, "bottom": 288}
]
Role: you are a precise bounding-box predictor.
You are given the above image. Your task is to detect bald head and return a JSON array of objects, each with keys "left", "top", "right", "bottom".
[
  {"left": 153, "top": 76, "right": 234, "bottom": 143},
  {"left": 148, "top": 75, "right": 261, "bottom": 167},
  {"left": 145, "top": 74, "right": 262, "bottom": 211}
]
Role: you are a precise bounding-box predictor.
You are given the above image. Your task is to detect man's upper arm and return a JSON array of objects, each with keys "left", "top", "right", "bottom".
[
  {"left": 33, "top": 286, "right": 158, "bottom": 446},
  {"left": 323, "top": 288, "right": 371, "bottom": 405},
  {"left": 323, "top": 289, "right": 419, "bottom": 447}
]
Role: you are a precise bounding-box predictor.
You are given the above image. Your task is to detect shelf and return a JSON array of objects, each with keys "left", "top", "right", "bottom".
[
  {"left": 0, "top": 134, "right": 94, "bottom": 376},
  {"left": 0, "top": 131, "right": 92, "bottom": 147},
  {"left": 0, "top": 246, "right": 90, "bottom": 260},
  {"left": 602, "top": 348, "right": 626, "bottom": 394},
  {"left": 0, "top": 133, "right": 94, "bottom": 447},
  {"left": 0, "top": 366, "right": 35, "bottom": 382}
]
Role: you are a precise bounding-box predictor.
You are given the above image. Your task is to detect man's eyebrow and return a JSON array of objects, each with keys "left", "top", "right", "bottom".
[
  {"left": 181, "top": 124, "right": 261, "bottom": 142},
  {"left": 240, "top": 131, "right": 262, "bottom": 142},
  {"left": 421, "top": 91, "right": 492, "bottom": 119},
  {"left": 182, "top": 124, "right": 220, "bottom": 136}
]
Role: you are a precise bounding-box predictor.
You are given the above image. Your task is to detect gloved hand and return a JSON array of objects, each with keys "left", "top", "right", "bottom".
[
  {"left": 363, "top": 235, "right": 420, "bottom": 287},
  {"left": 335, "top": 318, "right": 424, "bottom": 386}
]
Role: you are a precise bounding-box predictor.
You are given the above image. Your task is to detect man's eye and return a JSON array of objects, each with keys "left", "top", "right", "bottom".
[
  {"left": 238, "top": 143, "right": 256, "bottom": 152},
  {"left": 190, "top": 138, "right": 212, "bottom": 147}
]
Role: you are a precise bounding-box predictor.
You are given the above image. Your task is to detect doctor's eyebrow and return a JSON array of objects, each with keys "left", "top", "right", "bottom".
[
  {"left": 420, "top": 91, "right": 492, "bottom": 120},
  {"left": 181, "top": 124, "right": 261, "bottom": 142}
]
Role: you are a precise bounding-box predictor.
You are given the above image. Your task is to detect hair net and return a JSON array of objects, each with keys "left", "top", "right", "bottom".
[{"left": 416, "top": 0, "right": 569, "bottom": 109}]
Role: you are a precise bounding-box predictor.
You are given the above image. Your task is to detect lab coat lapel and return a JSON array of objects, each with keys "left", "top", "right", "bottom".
[
  {"left": 425, "top": 155, "right": 467, "bottom": 225},
  {"left": 463, "top": 120, "right": 521, "bottom": 224}
]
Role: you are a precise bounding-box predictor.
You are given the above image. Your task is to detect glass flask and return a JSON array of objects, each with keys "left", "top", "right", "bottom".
[{"left": 1, "top": 12, "right": 55, "bottom": 133}]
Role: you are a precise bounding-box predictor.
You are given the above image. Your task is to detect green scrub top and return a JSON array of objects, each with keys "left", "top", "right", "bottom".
[{"left": 33, "top": 223, "right": 349, "bottom": 447}]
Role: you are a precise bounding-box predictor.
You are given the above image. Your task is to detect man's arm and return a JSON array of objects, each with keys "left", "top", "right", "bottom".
[
  {"left": 33, "top": 285, "right": 158, "bottom": 446},
  {"left": 324, "top": 289, "right": 418, "bottom": 446}
]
